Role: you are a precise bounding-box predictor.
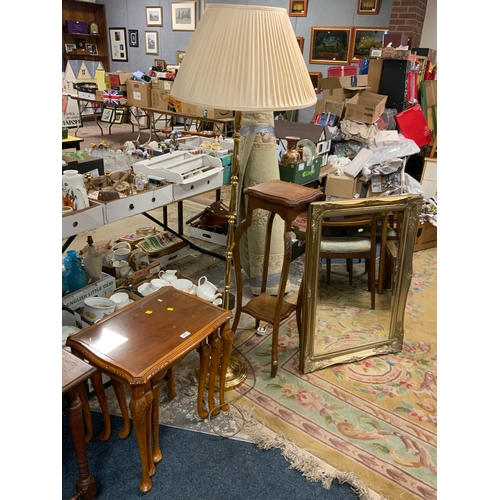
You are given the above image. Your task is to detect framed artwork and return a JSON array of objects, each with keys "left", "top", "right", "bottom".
[
  {"left": 109, "top": 27, "right": 128, "bottom": 62},
  {"left": 309, "top": 72, "right": 322, "bottom": 93},
  {"left": 176, "top": 50, "right": 186, "bottom": 65},
  {"left": 296, "top": 36, "right": 304, "bottom": 53},
  {"left": 146, "top": 6, "right": 163, "bottom": 27},
  {"left": 145, "top": 30, "right": 159, "bottom": 55},
  {"left": 129, "top": 29, "right": 139, "bottom": 48},
  {"left": 289, "top": 0, "right": 308, "bottom": 17},
  {"left": 65, "top": 43, "right": 76, "bottom": 54},
  {"left": 171, "top": 2, "right": 196, "bottom": 31},
  {"left": 74, "top": 38, "right": 86, "bottom": 50},
  {"left": 101, "top": 108, "right": 114, "bottom": 123},
  {"left": 357, "top": 0, "right": 380, "bottom": 15},
  {"left": 154, "top": 59, "right": 166, "bottom": 69},
  {"left": 351, "top": 28, "right": 387, "bottom": 60},
  {"left": 309, "top": 27, "right": 353, "bottom": 65},
  {"left": 86, "top": 44, "right": 98, "bottom": 55}
]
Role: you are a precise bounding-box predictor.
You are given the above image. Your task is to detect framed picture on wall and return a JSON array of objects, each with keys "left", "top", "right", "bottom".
[
  {"left": 109, "top": 27, "right": 128, "bottom": 62},
  {"left": 171, "top": 2, "right": 196, "bottom": 31},
  {"left": 176, "top": 50, "right": 186, "bottom": 65},
  {"left": 309, "top": 27, "right": 353, "bottom": 65},
  {"left": 65, "top": 43, "right": 76, "bottom": 54},
  {"left": 351, "top": 28, "right": 387, "bottom": 60},
  {"left": 296, "top": 36, "right": 304, "bottom": 53},
  {"left": 146, "top": 6, "right": 163, "bottom": 27},
  {"left": 86, "top": 44, "right": 98, "bottom": 55},
  {"left": 145, "top": 30, "right": 159, "bottom": 55},
  {"left": 309, "top": 72, "right": 322, "bottom": 93},
  {"left": 357, "top": 0, "right": 380, "bottom": 15},
  {"left": 289, "top": 0, "right": 308, "bottom": 17},
  {"left": 129, "top": 29, "right": 139, "bottom": 48}
]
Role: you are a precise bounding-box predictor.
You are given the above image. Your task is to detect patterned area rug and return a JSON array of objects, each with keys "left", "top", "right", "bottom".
[{"left": 90, "top": 247, "right": 436, "bottom": 500}]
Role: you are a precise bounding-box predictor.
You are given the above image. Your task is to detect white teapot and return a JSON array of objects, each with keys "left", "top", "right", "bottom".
[
  {"left": 62, "top": 170, "right": 90, "bottom": 211},
  {"left": 195, "top": 276, "right": 220, "bottom": 302}
]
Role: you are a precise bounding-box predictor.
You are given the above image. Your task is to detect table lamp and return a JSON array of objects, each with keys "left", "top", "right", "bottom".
[{"left": 170, "top": 4, "right": 316, "bottom": 384}]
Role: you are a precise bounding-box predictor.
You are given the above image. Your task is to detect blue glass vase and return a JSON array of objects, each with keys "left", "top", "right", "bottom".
[{"left": 65, "top": 257, "right": 88, "bottom": 293}]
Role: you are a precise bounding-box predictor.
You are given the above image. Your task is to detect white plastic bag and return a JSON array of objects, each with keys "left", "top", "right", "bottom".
[{"left": 403, "top": 173, "right": 424, "bottom": 195}]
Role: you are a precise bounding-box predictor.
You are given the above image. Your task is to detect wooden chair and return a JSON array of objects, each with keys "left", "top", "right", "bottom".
[{"left": 320, "top": 214, "right": 379, "bottom": 309}]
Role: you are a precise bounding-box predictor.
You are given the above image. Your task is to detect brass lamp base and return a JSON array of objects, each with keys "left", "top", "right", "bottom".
[{"left": 192, "top": 355, "right": 247, "bottom": 390}]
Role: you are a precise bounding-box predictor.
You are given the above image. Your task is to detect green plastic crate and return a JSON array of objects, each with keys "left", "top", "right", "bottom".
[{"left": 279, "top": 156, "right": 322, "bottom": 185}]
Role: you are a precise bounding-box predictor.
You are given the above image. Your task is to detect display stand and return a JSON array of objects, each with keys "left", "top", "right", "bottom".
[{"left": 231, "top": 179, "right": 322, "bottom": 377}]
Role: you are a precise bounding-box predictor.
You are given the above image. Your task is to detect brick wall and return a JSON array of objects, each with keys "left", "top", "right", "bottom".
[{"left": 389, "top": 0, "right": 428, "bottom": 48}]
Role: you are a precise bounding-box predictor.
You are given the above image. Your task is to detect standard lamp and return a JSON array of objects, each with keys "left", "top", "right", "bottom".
[{"left": 170, "top": 4, "right": 316, "bottom": 384}]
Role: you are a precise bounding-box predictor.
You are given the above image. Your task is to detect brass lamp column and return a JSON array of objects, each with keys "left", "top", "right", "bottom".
[{"left": 170, "top": 4, "right": 317, "bottom": 388}]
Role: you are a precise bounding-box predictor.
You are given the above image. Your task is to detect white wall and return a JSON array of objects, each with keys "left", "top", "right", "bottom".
[{"left": 420, "top": 0, "right": 437, "bottom": 52}]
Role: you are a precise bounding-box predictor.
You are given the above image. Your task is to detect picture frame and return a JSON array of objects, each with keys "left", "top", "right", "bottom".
[
  {"left": 309, "top": 27, "right": 353, "bottom": 65},
  {"left": 101, "top": 107, "right": 114, "bottom": 123},
  {"left": 176, "top": 50, "right": 186, "bottom": 65},
  {"left": 109, "top": 27, "right": 128, "bottom": 62},
  {"left": 289, "top": 0, "right": 308, "bottom": 17},
  {"left": 296, "top": 36, "right": 304, "bottom": 54},
  {"left": 309, "top": 72, "right": 322, "bottom": 93},
  {"left": 357, "top": 0, "right": 380, "bottom": 15},
  {"left": 171, "top": 2, "right": 196, "bottom": 31},
  {"left": 129, "top": 29, "right": 139, "bottom": 48},
  {"left": 145, "top": 30, "right": 159, "bottom": 55},
  {"left": 154, "top": 59, "right": 166, "bottom": 69},
  {"left": 65, "top": 43, "right": 76, "bottom": 54},
  {"left": 86, "top": 44, "right": 98, "bottom": 55},
  {"left": 146, "top": 6, "right": 163, "bottom": 27},
  {"left": 351, "top": 28, "right": 387, "bottom": 61},
  {"left": 74, "top": 38, "right": 86, "bottom": 50}
]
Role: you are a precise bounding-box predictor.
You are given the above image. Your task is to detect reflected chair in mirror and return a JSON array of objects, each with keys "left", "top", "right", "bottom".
[{"left": 320, "top": 214, "right": 378, "bottom": 309}]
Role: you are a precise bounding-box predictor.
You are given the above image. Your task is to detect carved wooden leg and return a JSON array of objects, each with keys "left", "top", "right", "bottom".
[
  {"left": 90, "top": 372, "right": 111, "bottom": 441},
  {"left": 151, "top": 375, "right": 163, "bottom": 464},
  {"left": 110, "top": 379, "right": 130, "bottom": 439},
  {"left": 219, "top": 322, "right": 234, "bottom": 412},
  {"left": 208, "top": 332, "right": 222, "bottom": 417},
  {"left": 197, "top": 342, "right": 210, "bottom": 419},
  {"left": 77, "top": 383, "right": 93, "bottom": 443},
  {"left": 66, "top": 385, "right": 97, "bottom": 500},
  {"left": 129, "top": 385, "right": 154, "bottom": 493}
]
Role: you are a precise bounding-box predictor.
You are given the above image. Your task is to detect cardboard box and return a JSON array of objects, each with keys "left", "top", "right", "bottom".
[
  {"left": 126, "top": 79, "right": 151, "bottom": 107},
  {"left": 327, "top": 66, "right": 357, "bottom": 77},
  {"left": 343, "top": 148, "right": 374, "bottom": 178},
  {"left": 197, "top": 108, "right": 234, "bottom": 119},
  {"left": 77, "top": 90, "right": 96, "bottom": 100},
  {"left": 344, "top": 90, "right": 388, "bottom": 124},
  {"left": 319, "top": 75, "right": 369, "bottom": 103},
  {"left": 366, "top": 58, "right": 383, "bottom": 94},
  {"left": 62, "top": 273, "right": 117, "bottom": 311},
  {"left": 279, "top": 156, "right": 322, "bottom": 185},
  {"left": 151, "top": 79, "right": 172, "bottom": 91},
  {"left": 413, "top": 222, "right": 437, "bottom": 251},
  {"left": 182, "top": 102, "right": 198, "bottom": 116},
  {"left": 167, "top": 96, "right": 183, "bottom": 113},
  {"left": 151, "top": 88, "right": 170, "bottom": 110},
  {"left": 108, "top": 71, "right": 132, "bottom": 87},
  {"left": 414, "top": 47, "right": 437, "bottom": 62},
  {"left": 325, "top": 174, "right": 363, "bottom": 199},
  {"left": 381, "top": 48, "right": 416, "bottom": 60},
  {"left": 62, "top": 201, "right": 106, "bottom": 239},
  {"left": 312, "top": 99, "right": 345, "bottom": 123}
]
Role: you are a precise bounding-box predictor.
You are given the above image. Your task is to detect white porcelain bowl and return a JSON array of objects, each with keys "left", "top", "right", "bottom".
[
  {"left": 172, "top": 278, "right": 193, "bottom": 293},
  {"left": 83, "top": 297, "right": 116, "bottom": 323},
  {"left": 109, "top": 292, "right": 130, "bottom": 310}
]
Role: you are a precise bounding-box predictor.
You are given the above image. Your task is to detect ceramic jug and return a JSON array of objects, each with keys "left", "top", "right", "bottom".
[
  {"left": 62, "top": 170, "right": 90, "bottom": 211},
  {"left": 196, "top": 276, "right": 219, "bottom": 302}
]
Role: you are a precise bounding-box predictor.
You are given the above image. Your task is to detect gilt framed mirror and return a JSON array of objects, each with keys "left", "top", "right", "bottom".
[{"left": 299, "top": 195, "right": 422, "bottom": 373}]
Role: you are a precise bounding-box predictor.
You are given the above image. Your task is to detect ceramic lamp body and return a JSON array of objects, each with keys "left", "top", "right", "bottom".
[{"left": 83, "top": 245, "right": 103, "bottom": 281}]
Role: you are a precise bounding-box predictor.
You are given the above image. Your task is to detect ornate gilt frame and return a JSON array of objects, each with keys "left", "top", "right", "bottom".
[{"left": 299, "top": 195, "right": 422, "bottom": 373}]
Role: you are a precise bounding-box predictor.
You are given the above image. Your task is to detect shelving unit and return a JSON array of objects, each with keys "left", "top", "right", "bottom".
[{"left": 62, "top": 0, "right": 109, "bottom": 71}]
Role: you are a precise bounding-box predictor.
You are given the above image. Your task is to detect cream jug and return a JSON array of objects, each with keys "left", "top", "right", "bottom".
[{"left": 62, "top": 170, "right": 90, "bottom": 211}]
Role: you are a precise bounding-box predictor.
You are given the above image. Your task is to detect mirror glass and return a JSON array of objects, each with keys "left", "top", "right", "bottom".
[{"left": 299, "top": 195, "right": 422, "bottom": 373}]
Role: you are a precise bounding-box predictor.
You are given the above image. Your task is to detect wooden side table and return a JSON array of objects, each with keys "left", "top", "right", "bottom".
[
  {"left": 232, "top": 179, "right": 322, "bottom": 377},
  {"left": 66, "top": 287, "right": 233, "bottom": 493},
  {"left": 62, "top": 349, "right": 98, "bottom": 500}
]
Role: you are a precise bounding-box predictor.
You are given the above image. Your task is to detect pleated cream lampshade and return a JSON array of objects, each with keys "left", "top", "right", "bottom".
[{"left": 170, "top": 3, "right": 317, "bottom": 111}]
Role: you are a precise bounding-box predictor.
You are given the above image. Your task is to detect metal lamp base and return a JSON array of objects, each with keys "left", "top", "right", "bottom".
[{"left": 192, "top": 354, "right": 247, "bottom": 390}]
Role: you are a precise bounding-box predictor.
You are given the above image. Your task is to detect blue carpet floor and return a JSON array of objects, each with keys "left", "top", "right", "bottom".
[{"left": 63, "top": 411, "right": 361, "bottom": 499}]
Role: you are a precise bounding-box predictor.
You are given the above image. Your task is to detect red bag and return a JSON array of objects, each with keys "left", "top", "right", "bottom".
[{"left": 394, "top": 104, "right": 433, "bottom": 147}]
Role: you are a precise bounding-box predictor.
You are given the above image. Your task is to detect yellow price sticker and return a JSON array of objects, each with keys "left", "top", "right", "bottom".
[{"left": 145, "top": 310, "right": 153, "bottom": 315}]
